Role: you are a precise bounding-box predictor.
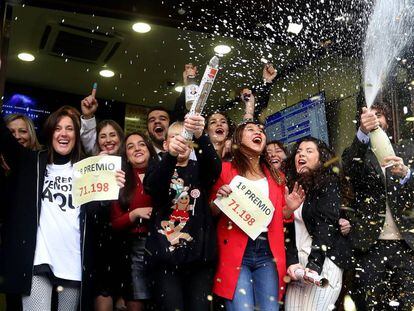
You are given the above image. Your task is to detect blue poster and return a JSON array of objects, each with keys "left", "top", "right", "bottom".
[{"left": 265, "top": 93, "right": 329, "bottom": 145}]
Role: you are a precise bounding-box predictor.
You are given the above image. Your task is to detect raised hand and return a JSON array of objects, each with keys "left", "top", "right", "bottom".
[
  {"left": 285, "top": 182, "right": 305, "bottom": 213},
  {"left": 81, "top": 83, "right": 98, "bottom": 119},
  {"left": 360, "top": 107, "right": 379, "bottom": 134},
  {"left": 241, "top": 88, "right": 255, "bottom": 120},
  {"left": 184, "top": 114, "right": 205, "bottom": 139},
  {"left": 263, "top": 63, "right": 277, "bottom": 83},
  {"left": 168, "top": 134, "right": 189, "bottom": 157},
  {"left": 183, "top": 63, "right": 198, "bottom": 85}
]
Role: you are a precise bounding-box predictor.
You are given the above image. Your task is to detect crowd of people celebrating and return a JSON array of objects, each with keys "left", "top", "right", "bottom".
[{"left": 0, "top": 62, "right": 413, "bottom": 311}]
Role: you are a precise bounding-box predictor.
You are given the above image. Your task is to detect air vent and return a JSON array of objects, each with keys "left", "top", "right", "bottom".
[{"left": 39, "top": 21, "right": 123, "bottom": 64}]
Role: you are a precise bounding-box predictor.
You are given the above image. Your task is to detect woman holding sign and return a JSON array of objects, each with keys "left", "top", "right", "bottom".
[
  {"left": 79, "top": 85, "right": 129, "bottom": 311},
  {"left": 0, "top": 106, "right": 125, "bottom": 310},
  {"left": 284, "top": 137, "right": 351, "bottom": 310},
  {"left": 211, "top": 122, "right": 305, "bottom": 311}
]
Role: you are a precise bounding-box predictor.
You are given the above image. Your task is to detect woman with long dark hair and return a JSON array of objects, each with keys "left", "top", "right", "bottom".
[
  {"left": 111, "top": 132, "right": 157, "bottom": 311},
  {"left": 88, "top": 119, "right": 126, "bottom": 311},
  {"left": 0, "top": 106, "right": 125, "bottom": 310},
  {"left": 205, "top": 112, "right": 232, "bottom": 160},
  {"left": 90, "top": 119, "right": 126, "bottom": 311},
  {"left": 211, "top": 122, "right": 304, "bottom": 311},
  {"left": 284, "top": 137, "right": 351, "bottom": 310},
  {"left": 79, "top": 91, "right": 127, "bottom": 310}
]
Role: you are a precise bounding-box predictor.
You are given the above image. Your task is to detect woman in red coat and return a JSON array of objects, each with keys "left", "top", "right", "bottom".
[{"left": 210, "top": 122, "right": 304, "bottom": 311}]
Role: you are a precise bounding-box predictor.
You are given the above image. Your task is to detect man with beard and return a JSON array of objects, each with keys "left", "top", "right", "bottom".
[
  {"left": 342, "top": 101, "right": 414, "bottom": 310},
  {"left": 146, "top": 107, "right": 170, "bottom": 157}
]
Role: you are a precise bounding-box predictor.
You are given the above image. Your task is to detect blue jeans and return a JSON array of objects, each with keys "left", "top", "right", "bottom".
[{"left": 225, "top": 234, "right": 279, "bottom": 311}]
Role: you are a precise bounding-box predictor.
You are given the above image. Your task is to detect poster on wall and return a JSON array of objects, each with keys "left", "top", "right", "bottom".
[
  {"left": 1, "top": 93, "right": 51, "bottom": 131},
  {"left": 264, "top": 93, "right": 329, "bottom": 145},
  {"left": 124, "top": 104, "right": 149, "bottom": 135}
]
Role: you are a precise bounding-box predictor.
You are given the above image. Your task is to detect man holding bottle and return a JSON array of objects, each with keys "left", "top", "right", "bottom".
[{"left": 342, "top": 101, "right": 414, "bottom": 310}]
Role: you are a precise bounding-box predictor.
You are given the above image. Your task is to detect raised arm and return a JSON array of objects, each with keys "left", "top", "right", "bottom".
[
  {"left": 254, "top": 63, "right": 277, "bottom": 119},
  {"left": 342, "top": 107, "right": 380, "bottom": 177},
  {"left": 172, "top": 63, "right": 198, "bottom": 122},
  {"left": 80, "top": 85, "right": 99, "bottom": 155}
]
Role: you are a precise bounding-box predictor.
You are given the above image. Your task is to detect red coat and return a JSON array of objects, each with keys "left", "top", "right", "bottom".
[{"left": 210, "top": 161, "right": 290, "bottom": 301}]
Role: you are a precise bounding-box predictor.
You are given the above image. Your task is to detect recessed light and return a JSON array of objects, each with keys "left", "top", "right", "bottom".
[
  {"left": 18, "top": 52, "right": 35, "bottom": 62},
  {"left": 214, "top": 45, "right": 231, "bottom": 55},
  {"left": 99, "top": 69, "right": 115, "bottom": 78},
  {"left": 132, "top": 22, "right": 151, "bottom": 33},
  {"left": 175, "top": 86, "right": 183, "bottom": 93},
  {"left": 406, "top": 116, "right": 414, "bottom": 122}
]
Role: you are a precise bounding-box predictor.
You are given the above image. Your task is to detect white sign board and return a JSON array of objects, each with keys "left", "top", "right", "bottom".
[
  {"left": 73, "top": 155, "right": 122, "bottom": 206},
  {"left": 214, "top": 176, "right": 275, "bottom": 240}
]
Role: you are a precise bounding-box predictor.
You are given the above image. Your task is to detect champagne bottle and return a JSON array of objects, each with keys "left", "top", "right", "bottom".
[{"left": 369, "top": 127, "right": 395, "bottom": 164}]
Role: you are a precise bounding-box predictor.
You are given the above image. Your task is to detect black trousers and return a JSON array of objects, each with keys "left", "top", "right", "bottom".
[
  {"left": 150, "top": 262, "right": 214, "bottom": 311},
  {"left": 352, "top": 240, "right": 414, "bottom": 311}
]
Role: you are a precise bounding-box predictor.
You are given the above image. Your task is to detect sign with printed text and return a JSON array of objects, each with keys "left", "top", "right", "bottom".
[
  {"left": 214, "top": 176, "right": 275, "bottom": 240},
  {"left": 72, "top": 155, "right": 122, "bottom": 206}
]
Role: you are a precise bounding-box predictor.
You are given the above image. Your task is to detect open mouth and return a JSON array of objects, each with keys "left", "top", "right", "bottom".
[
  {"left": 271, "top": 159, "right": 280, "bottom": 164},
  {"left": 104, "top": 143, "right": 115, "bottom": 150},
  {"left": 297, "top": 159, "right": 308, "bottom": 171},
  {"left": 154, "top": 126, "right": 164, "bottom": 134},
  {"left": 134, "top": 151, "right": 144, "bottom": 158},
  {"left": 215, "top": 128, "right": 224, "bottom": 135},
  {"left": 58, "top": 139, "right": 69, "bottom": 146},
  {"left": 252, "top": 136, "right": 262, "bottom": 144}
]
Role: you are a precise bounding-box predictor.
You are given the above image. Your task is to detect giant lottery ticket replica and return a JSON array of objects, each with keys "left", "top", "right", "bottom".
[
  {"left": 214, "top": 175, "right": 274, "bottom": 240},
  {"left": 72, "top": 155, "right": 122, "bottom": 206}
]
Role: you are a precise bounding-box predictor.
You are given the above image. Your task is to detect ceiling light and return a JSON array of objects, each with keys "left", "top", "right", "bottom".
[
  {"left": 174, "top": 86, "right": 183, "bottom": 93},
  {"left": 287, "top": 23, "right": 303, "bottom": 35},
  {"left": 410, "top": 80, "right": 414, "bottom": 86},
  {"left": 214, "top": 44, "right": 231, "bottom": 55},
  {"left": 406, "top": 116, "right": 414, "bottom": 122},
  {"left": 18, "top": 52, "right": 35, "bottom": 62},
  {"left": 99, "top": 69, "right": 115, "bottom": 78},
  {"left": 132, "top": 22, "right": 151, "bottom": 33}
]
